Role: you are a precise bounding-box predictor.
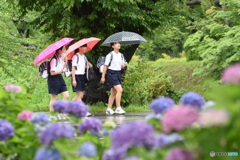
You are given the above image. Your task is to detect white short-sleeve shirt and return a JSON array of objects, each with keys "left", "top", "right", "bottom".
[
  {"left": 104, "top": 51, "right": 125, "bottom": 71},
  {"left": 72, "top": 53, "right": 87, "bottom": 75},
  {"left": 50, "top": 57, "right": 65, "bottom": 73}
]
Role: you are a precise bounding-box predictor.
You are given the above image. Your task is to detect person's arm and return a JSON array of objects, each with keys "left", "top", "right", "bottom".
[
  {"left": 100, "top": 65, "right": 108, "bottom": 84},
  {"left": 50, "top": 58, "right": 65, "bottom": 75},
  {"left": 72, "top": 55, "right": 77, "bottom": 87},
  {"left": 121, "top": 55, "right": 128, "bottom": 68}
]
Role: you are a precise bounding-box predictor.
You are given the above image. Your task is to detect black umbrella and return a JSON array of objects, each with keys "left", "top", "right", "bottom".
[{"left": 101, "top": 31, "right": 147, "bottom": 46}]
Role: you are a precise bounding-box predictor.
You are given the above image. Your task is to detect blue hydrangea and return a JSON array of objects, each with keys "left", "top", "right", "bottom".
[
  {"left": 0, "top": 119, "right": 14, "bottom": 141},
  {"left": 79, "top": 142, "right": 97, "bottom": 157},
  {"left": 31, "top": 113, "right": 49, "bottom": 125},
  {"left": 150, "top": 97, "right": 175, "bottom": 114},
  {"left": 78, "top": 118, "right": 102, "bottom": 135},
  {"left": 103, "top": 148, "right": 126, "bottom": 160},
  {"left": 180, "top": 92, "right": 205, "bottom": 109},
  {"left": 145, "top": 113, "right": 162, "bottom": 121},
  {"left": 34, "top": 147, "right": 61, "bottom": 160},
  {"left": 154, "top": 133, "right": 183, "bottom": 148},
  {"left": 52, "top": 100, "right": 69, "bottom": 112},
  {"left": 67, "top": 100, "right": 89, "bottom": 118},
  {"left": 110, "top": 121, "right": 155, "bottom": 150},
  {"left": 124, "top": 156, "right": 143, "bottom": 160},
  {"left": 40, "top": 122, "right": 75, "bottom": 145}
]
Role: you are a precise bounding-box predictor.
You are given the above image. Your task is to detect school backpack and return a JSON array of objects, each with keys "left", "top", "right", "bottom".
[
  {"left": 97, "top": 52, "right": 124, "bottom": 73},
  {"left": 39, "top": 57, "right": 58, "bottom": 79}
]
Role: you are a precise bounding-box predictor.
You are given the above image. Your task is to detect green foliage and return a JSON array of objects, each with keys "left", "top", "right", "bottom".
[
  {"left": 122, "top": 59, "right": 180, "bottom": 105},
  {"left": 184, "top": 0, "right": 240, "bottom": 78},
  {"left": 0, "top": 87, "right": 39, "bottom": 159}
]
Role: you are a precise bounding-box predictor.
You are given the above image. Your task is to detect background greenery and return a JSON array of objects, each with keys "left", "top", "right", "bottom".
[{"left": 1, "top": 0, "right": 239, "bottom": 112}]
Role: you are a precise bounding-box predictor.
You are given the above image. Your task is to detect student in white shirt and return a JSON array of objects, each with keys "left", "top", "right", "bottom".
[
  {"left": 48, "top": 46, "right": 69, "bottom": 112},
  {"left": 100, "top": 42, "right": 128, "bottom": 115},
  {"left": 72, "top": 44, "right": 92, "bottom": 101}
]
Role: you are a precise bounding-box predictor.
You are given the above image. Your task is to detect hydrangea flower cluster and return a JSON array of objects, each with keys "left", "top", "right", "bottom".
[
  {"left": 150, "top": 96, "right": 175, "bottom": 114},
  {"left": 124, "top": 156, "right": 143, "bottom": 160},
  {"left": 162, "top": 106, "right": 198, "bottom": 133},
  {"left": 180, "top": 92, "right": 205, "bottom": 109},
  {"left": 222, "top": 63, "right": 240, "bottom": 84},
  {"left": 197, "top": 109, "right": 228, "bottom": 127},
  {"left": 31, "top": 113, "right": 49, "bottom": 125},
  {"left": 4, "top": 84, "right": 22, "bottom": 93},
  {"left": 52, "top": 100, "right": 89, "bottom": 118},
  {"left": 40, "top": 122, "right": 75, "bottom": 145},
  {"left": 78, "top": 142, "right": 97, "bottom": 157},
  {"left": 34, "top": 147, "right": 61, "bottom": 160},
  {"left": 165, "top": 147, "right": 195, "bottom": 160},
  {"left": 103, "top": 148, "right": 126, "bottom": 160},
  {"left": 0, "top": 119, "right": 14, "bottom": 141},
  {"left": 78, "top": 118, "right": 102, "bottom": 135},
  {"left": 110, "top": 121, "right": 155, "bottom": 150},
  {"left": 154, "top": 133, "right": 184, "bottom": 148},
  {"left": 18, "top": 111, "right": 33, "bottom": 121}
]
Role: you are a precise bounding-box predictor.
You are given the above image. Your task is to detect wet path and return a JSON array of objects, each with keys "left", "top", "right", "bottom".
[{"left": 91, "top": 112, "right": 150, "bottom": 125}]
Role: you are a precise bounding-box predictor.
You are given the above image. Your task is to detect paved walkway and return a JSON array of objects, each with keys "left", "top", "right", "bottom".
[{"left": 91, "top": 112, "right": 150, "bottom": 125}]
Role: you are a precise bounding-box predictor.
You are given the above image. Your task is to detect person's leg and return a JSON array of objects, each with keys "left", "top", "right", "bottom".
[
  {"left": 61, "top": 91, "right": 69, "bottom": 100},
  {"left": 49, "top": 94, "right": 58, "bottom": 112},
  {"left": 107, "top": 87, "right": 117, "bottom": 108},
  {"left": 73, "top": 91, "right": 84, "bottom": 101},
  {"left": 113, "top": 85, "right": 123, "bottom": 107}
]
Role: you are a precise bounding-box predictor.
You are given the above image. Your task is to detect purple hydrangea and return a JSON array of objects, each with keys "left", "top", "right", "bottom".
[
  {"left": 222, "top": 64, "right": 240, "bottom": 84},
  {"left": 165, "top": 147, "right": 195, "bottom": 160},
  {"left": 180, "top": 92, "right": 205, "bottom": 110},
  {"left": 18, "top": 111, "right": 33, "bottom": 121},
  {"left": 162, "top": 106, "right": 198, "bottom": 133},
  {"left": 79, "top": 142, "right": 97, "bottom": 157},
  {"left": 154, "top": 133, "right": 183, "bottom": 148},
  {"left": 78, "top": 118, "right": 102, "bottom": 135},
  {"left": 0, "top": 119, "right": 14, "bottom": 141},
  {"left": 4, "top": 84, "right": 22, "bottom": 93},
  {"left": 103, "top": 148, "right": 126, "bottom": 160},
  {"left": 110, "top": 121, "right": 155, "bottom": 150},
  {"left": 150, "top": 97, "right": 175, "bottom": 114},
  {"left": 124, "top": 156, "right": 143, "bottom": 160},
  {"left": 67, "top": 100, "right": 89, "bottom": 118},
  {"left": 34, "top": 147, "right": 61, "bottom": 160},
  {"left": 31, "top": 113, "right": 49, "bottom": 125},
  {"left": 52, "top": 100, "right": 69, "bottom": 112},
  {"left": 40, "top": 122, "right": 75, "bottom": 145}
]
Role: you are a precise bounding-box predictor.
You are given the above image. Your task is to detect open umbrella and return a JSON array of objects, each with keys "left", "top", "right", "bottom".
[
  {"left": 101, "top": 31, "right": 147, "bottom": 46},
  {"left": 66, "top": 37, "right": 101, "bottom": 60},
  {"left": 34, "top": 37, "right": 74, "bottom": 66}
]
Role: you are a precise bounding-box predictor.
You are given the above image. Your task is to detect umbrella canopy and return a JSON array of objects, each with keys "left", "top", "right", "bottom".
[
  {"left": 34, "top": 37, "right": 74, "bottom": 66},
  {"left": 101, "top": 31, "right": 147, "bottom": 46},
  {"left": 66, "top": 37, "right": 101, "bottom": 60}
]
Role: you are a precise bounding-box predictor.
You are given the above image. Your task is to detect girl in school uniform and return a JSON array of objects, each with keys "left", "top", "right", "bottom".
[
  {"left": 71, "top": 44, "right": 92, "bottom": 101},
  {"left": 48, "top": 46, "right": 69, "bottom": 112},
  {"left": 100, "top": 42, "right": 128, "bottom": 115}
]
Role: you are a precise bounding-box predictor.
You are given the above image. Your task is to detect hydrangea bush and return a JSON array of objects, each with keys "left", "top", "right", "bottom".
[{"left": 0, "top": 63, "right": 240, "bottom": 160}]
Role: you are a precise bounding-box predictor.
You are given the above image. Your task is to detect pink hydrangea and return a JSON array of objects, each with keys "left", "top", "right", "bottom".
[
  {"left": 162, "top": 106, "right": 198, "bottom": 133},
  {"left": 222, "top": 64, "right": 240, "bottom": 84},
  {"left": 165, "top": 147, "right": 195, "bottom": 160},
  {"left": 18, "top": 111, "right": 33, "bottom": 121},
  {"left": 4, "top": 84, "right": 22, "bottom": 93},
  {"left": 197, "top": 109, "right": 228, "bottom": 127}
]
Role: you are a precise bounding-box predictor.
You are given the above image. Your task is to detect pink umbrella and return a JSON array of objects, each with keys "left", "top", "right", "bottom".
[
  {"left": 34, "top": 37, "right": 74, "bottom": 66},
  {"left": 66, "top": 37, "right": 101, "bottom": 60}
]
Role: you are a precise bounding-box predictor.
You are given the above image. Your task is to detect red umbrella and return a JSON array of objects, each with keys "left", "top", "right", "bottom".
[
  {"left": 66, "top": 37, "right": 101, "bottom": 60},
  {"left": 34, "top": 37, "right": 74, "bottom": 66}
]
